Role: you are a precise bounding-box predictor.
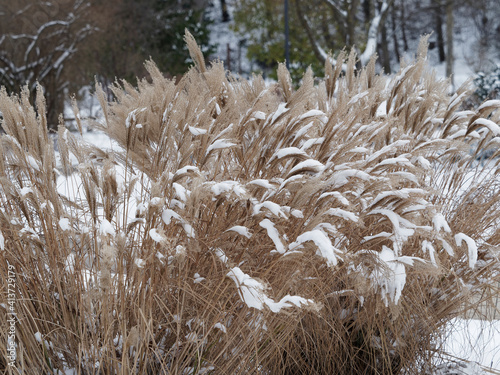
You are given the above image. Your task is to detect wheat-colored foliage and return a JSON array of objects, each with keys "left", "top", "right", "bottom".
[{"left": 1, "top": 32, "right": 500, "bottom": 374}]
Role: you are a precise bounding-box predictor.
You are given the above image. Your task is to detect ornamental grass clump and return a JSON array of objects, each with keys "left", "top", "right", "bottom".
[{"left": 1, "top": 32, "right": 500, "bottom": 374}]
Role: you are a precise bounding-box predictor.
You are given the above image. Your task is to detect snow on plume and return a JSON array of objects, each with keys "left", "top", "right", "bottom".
[
  {"left": 161, "top": 208, "right": 195, "bottom": 238},
  {"left": 259, "top": 219, "right": 285, "bottom": 254},
  {"left": 247, "top": 179, "right": 274, "bottom": 190},
  {"left": 329, "top": 169, "right": 371, "bottom": 188},
  {"left": 99, "top": 219, "right": 115, "bottom": 236},
  {"left": 290, "top": 229, "right": 340, "bottom": 267},
  {"left": 318, "top": 191, "right": 350, "bottom": 206},
  {"left": 368, "top": 208, "right": 415, "bottom": 255},
  {"left": 125, "top": 108, "right": 146, "bottom": 128},
  {"left": 226, "top": 226, "right": 252, "bottom": 239},
  {"left": 270, "top": 147, "right": 307, "bottom": 162},
  {"left": 174, "top": 165, "right": 199, "bottom": 178},
  {"left": 162, "top": 209, "right": 181, "bottom": 225},
  {"left": 253, "top": 201, "right": 287, "bottom": 219},
  {"left": 472, "top": 118, "right": 500, "bottom": 136},
  {"left": 371, "top": 246, "right": 407, "bottom": 306},
  {"left": 210, "top": 181, "right": 246, "bottom": 197},
  {"left": 288, "top": 159, "right": 325, "bottom": 175},
  {"left": 206, "top": 139, "right": 236, "bottom": 155},
  {"left": 26, "top": 155, "right": 41, "bottom": 171},
  {"left": 19, "top": 186, "right": 33, "bottom": 198},
  {"left": 422, "top": 240, "right": 437, "bottom": 267},
  {"left": 455, "top": 233, "right": 478, "bottom": 268},
  {"left": 324, "top": 208, "right": 359, "bottom": 222},
  {"left": 149, "top": 228, "right": 165, "bottom": 243},
  {"left": 269, "top": 102, "right": 289, "bottom": 124},
  {"left": 252, "top": 111, "right": 266, "bottom": 120},
  {"left": 134, "top": 258, "right": 146, "bottom": 268},
  {"left": 188, "top": 126, "right": 207, "bottom": 135},
  {"left": 433, "top": 213, "right": 451, "bottom": 233},
  {"left": 226, "top": 267, "right": 314, "bottom": 313},
  {"left": 59, "top": 217, "right": 71, "bottom": 231}
]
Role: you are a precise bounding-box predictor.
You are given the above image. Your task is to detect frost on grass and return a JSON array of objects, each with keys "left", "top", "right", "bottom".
[{"left": 1, "top": 34, "right": 500, "bottom": 373}]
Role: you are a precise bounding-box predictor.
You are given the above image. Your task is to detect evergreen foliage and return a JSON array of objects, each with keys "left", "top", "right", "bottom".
[{"left": 474, "top": 66, "right": 500, "bottom": 102}]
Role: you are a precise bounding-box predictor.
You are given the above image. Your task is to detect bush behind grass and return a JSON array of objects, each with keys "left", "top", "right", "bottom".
[{"left": 1, "top": 33, "right": 500, "bottom": 374}]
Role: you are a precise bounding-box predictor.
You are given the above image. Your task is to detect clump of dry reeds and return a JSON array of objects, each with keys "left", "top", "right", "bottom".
[{"left": 1, "top": 32, "right": 500, "bottom": 374}]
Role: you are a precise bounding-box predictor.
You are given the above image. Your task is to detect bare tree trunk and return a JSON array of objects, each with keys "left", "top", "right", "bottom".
[
  {"left": 321, "top": 12, "right": 335, "bottom": 51},
  {"left": 346, "top": 0, "right": 360, "bottom": 47},
  {"left": 380, "top": 22, "right": 391, "bottom": 73},
  {"left": 220, "top": 0, "right": 230, "bottom": 22},
  {"left": 390, "top": 2, "right": 400, "bottom": 62},
  {"left": 435, "top": 0, "right": 446, "bottom": 63},
  {"left": 363, "top": 0, "right": 371, "bottom": 24},
  {"left": 400, "top": 0, "right": 409, "bottom": 51},
  {"left": 446, "top": 0, "right": 454, "bottom": 87},
  {"left": 321, "top": 0, "right": 347, "bottom": 43},
  {"left": 294, "top": 0, "right": 327, "bottom": 64}
]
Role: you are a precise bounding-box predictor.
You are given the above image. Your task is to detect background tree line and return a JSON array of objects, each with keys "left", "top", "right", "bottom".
[
  {"left": 1, "top": 0, "right": 499, "bottom": 129},
  {"left": 0, "top": 0, "right": 213, "bottom": 129},
  {"left": 233, "top": 0, "right": 499, "bottom": 82}
]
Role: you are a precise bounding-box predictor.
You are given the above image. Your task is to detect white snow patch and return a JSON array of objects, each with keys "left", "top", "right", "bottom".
[
  {"left": 174, "top": 165, "right": 199, "bottom": 178},
  {"left": 289, "top": 159, "right": 324, "bottom": 175},
  {"left": 214, "top": 323, "right": 227, "bottom": 333},
  {"left": 162, "top": 209, "right": 181, "bottom": 225},
  {"left": 455, "top": 233, "right": 478, "bottom": 268},
  {"left": 99, "top": 219, "right": 115, "bottom": 236},
  {"left": 210, "top": 181, "right": 246, "bottom": 197},
  {"left": 19, "top": 187, "right": 33, "bottom": 197},
  {"left": 247, "top": 179, "right": 274, "bottom": 190},
  {"left": 270, "top": 147, "right": 307, "bottom": 162},
  {"left": 253, "top": 201, "right": 287, "bottom": 218},
  {"left": 214, "top": 248, "right": 228, "bottom": 264},
  {"left": 270, "top": 102, "right": 289, "bottom": 124},
  {"left": 375, "top": 101, "right": 388, "bottom": 117},
  {"left": 226, "top": 226, "right": 252, "bottom": 239},
  {"left": 433, "top": 213, "right": 452, "bottom": 233},
  {"left": 325, "top": 208, "right": 359, "bottom": 222},
  {"left": 252, "top": 111, "right": 266, "bottom": 120},
  {"left": 422, "top": 240, "right": 437, "bottom": 267},
  {"left": 259, "top": 219, "right": 285, "bottom": 254},
  {"left": 206, "top": 139, "right": 236, "bottom": 154},
  {"left": 149, "top": 228, "right": 165, "bottom": 243},
  {"left": 329, "top": 169, "right": 371, "bottom": 188},
  {"left": 373, "top": 246, "right": 407, "bottom": 306},
  {"left": 472, "top": 118, "right": 500, "bottom": 136},
  {"left": 188, "top": 126, "right": 207, "bottom": 135},
  {"left": 290, "top": 229, "right": 340, "bottom": 267},
  {"left": 319, "top": 191, "right": 350, "bottom": 206},
  {"left": 193, "top": 273, "right": 205, "bottom": 284},
  {"left": 59, "top": 217, "right": 71, "bottom": 231},
  {"left": 134, "top": 258, "right": 146, "bottom": 268},
  {"left": 297, "top": 109, "right": 325, "bottom": 120},
  {"left": 226, "top": 267, "right": 314, "bottom": 312},
  {"left": 26, "top": 155, "right": 41, "bottom": 171}
]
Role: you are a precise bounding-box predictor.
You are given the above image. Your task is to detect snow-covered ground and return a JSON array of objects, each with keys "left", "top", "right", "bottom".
[{"left": 443, "top": 318, "right": 500, "bottom": 371}]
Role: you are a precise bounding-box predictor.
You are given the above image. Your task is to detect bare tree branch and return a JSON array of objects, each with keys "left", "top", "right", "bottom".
[
  {"left": 294, "top": 0, "right": 329, "bottom": 65},
  {"left": 359, "top": 0, "right": 395, "bottom": 65}
]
